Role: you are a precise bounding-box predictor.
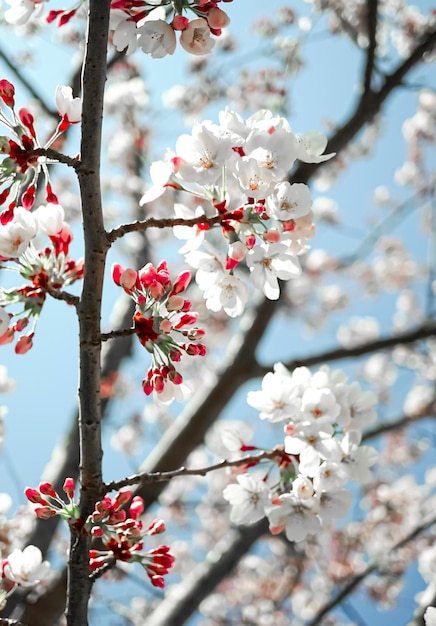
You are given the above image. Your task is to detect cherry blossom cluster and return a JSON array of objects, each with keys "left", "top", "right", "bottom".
[
  {"left": 0, "top": 200, "right": 84, "bottom": 354},
  {"left": 222, "top": 363, "right": 378, "bottom": 542},
  {"left": 142, "top": 108, "right": 334, "bottom": 315},
  {"left": 24, "top": 478, "right": 79, "bottom": 521},
  {"left": 86, "top": 494, "right": 174, "bottom": 588},
  {"left": 4, "top": 0, "right": 234, "bottom": 57},
  {"left": 1, "top": 544, "right": 51, "bottom": 609},
  {"left": 0, "top": 79, "right": 81, "bottom": 210},
  {"left": 23, "top": 479, "right": 174, "bottom": 589},
  {"left": 112, "top": 261, "right": 206, "bottom": 403},
  {"left": 110, "top": 1, "right": 233, "bottom": 59}
]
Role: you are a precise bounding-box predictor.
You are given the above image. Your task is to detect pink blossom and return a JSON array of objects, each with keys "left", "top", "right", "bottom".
[{"left": 179, "top": 18, "right": 215, "bottom": 55}]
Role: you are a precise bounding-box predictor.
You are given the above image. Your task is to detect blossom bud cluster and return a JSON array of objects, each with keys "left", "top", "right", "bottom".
[
  {"left": 0, "top": 79, "right": 81, "bottom": 211},
  {"left": 24, "top": 478, "right": 79, "bottom": 522},
  {"left": 0, "top": 81, "right": 83, "bottom": 352},
  {"left": 110, "top": 1, "right": 232, "bottom": 59},
  {"left": 112, "top": 261, "right": 206, "bottom": 403},
  {"left": 0, "top": 201, "right": 84, "bottom": 354},
  {"left": 223, "top": 364, "right": 378, "bottom": 542},
  {"left": 23, "top": 480, "right": 175, "bottom": 590},
  {"left": 141, "top": 107, "right": 334, "bottom": 316},
  {"left": 86, "top": 492, "right": 174, "bottom": 588}
]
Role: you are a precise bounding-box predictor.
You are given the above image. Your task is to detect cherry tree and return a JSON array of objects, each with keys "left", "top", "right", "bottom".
[{"left": 0, "top": 1, "right": 436, "bottom": 625}]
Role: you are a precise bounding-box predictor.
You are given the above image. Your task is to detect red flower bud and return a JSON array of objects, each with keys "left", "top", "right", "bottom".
[{"left": 39, "top": 482, "right": 57, "bottom": 498}]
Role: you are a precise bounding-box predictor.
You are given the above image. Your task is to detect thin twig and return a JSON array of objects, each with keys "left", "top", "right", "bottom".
[
  {"left": 307, "top": 511, "right": 436, "bottom": 626},
  {"left": 256, "top": 321, "right": 436, "bottom": 378},
  {"left": 31, "top": 148, "right": 81, "bottom": 170},
  {"left": 101, "top": 327, "right": 136, "bottom": 341},
  {"left": 107, "top": 212, "right": 243, "bottom": 244},
  {"left": 104, "top": 450, "right": 282, "bottom": 493},
  {"left": 46, "top": 286, "right": 80, "bottom": 308}
]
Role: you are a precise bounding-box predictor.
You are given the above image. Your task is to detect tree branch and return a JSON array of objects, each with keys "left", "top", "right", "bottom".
[
  {"left": 104, "top": 450, "right": 283, "bottom": 493},
  {"left": 307, "top": 512, "right": 436, "bottom": 626},
  {"left": 66, "top": 0, "right": 111, "bottom": 624},
  {"left": 31, "top": 148, "right": 81, "bottom": 170},
  {"left": 256, "top": 321, "right": 436, "bottom": 378},
  {"left": 106, "top": 212, "right": 244, "bottom": 244},
  {"left": 363, "top": 0, "right": 379, "bottom": 95}
]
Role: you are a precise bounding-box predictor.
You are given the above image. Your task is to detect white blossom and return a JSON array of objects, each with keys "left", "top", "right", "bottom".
[
  {"left": 266, "top": 181, "right": 312, "bottom": 221},
  {"left": 55, "top": 86, "right": 82, "bottom": 123},
  {"left": 33, "top": 203, "right": 65, "bottom": 236},
  {"left": 4, "top": 0, "right": 39, "bottom": 25},
  {"left": 175, "top": 122, "right": 233, "bottom": 186},
  {"left": 222, "top": 474, "right": 269, "bottom": 525},
  {"left": 3, "top": 546, "right": 50, "bottom": 587},
  {"left": 340, "top": 431, "right": 378, "bottom": 484},
  {"left": 247, "top": 242, "right": 301, "bottom": 300},
  {"left": 203, "top": 274, "right": 249, "bottom": 318},
  {"left": 137, "top": 19, "right": 177, "bottom": 59},
  {"left": 295, "top": 130, "right": 335, "bottom": 163},
  {"left": 0, "top": 207, "right": 37, "bottom": 258},
  {"left": 266, "top": 493, "right": 321, "bottom": 542},
  {"left": 247, "top": 369, "right": 299, "bottom": 423}
]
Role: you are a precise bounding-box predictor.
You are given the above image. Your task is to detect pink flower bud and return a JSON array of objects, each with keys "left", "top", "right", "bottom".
[
  {"left": 109, "top": 510, "right": 126, "bottom": 524},
  {"left": 39, "top": 482, "right": 57, "bottom": 498},
  {"left": 18, "top": 108, "right": 36, "bottom": 140},
  {"left": 264, "top": 229, "right": 281, "bottom": 243},
  {"left": 25, "top": 488, "right": 47, "bottom": 505},
  {"left": 207, "top": 7, "right": 230, "bottom": 29},
  {"left": 149, "top": 574, "right": 165, "bottom": 588},
  {"left": 22, "top": 185, "right": 36, "bottom": 210},
  {"left": 142, "top": 378, "right": 153, "bottom": 396},
  {"left": 172, "top": 14, "right": 189, "bottom": 30},
  {"left": 0, "top": 79, "right": 15, "bottom": 107},
  {"left": 130, "top": 496, "right": 144, "bottom": 520},
  {"left": 15, "top": 333, "right": 34, "bottom": 355},
  {"left": 174, "top": 313, "right": 198, "bottom": 328},
  {"left": 167, "top": 295, "right": 184, "bottom": 311},
  {"left": 168, "top": 370, "right": 183, "bottom": 385},
  {"left": 112, "top": 263, "right": 124, "bottom": 286},
  {"left": 159, "top": 319, "right": 172, "bottom": 334},
  {"left": 91, "top": 526, "right": 103, "bottom": 537},
  {"left": 45, "top": 184, "right": 59, "bottom": 204},
  {"left": 63, "top": 477, "right": 75, "bottom": 498},
  {"left": 13, "top": 318, "right": 29, "bottom": 332},
  {"left": 153, "top": 375, "right": 165, "bottom": 393},
  {"left": 115, "top": 491, "right": 132, "bottom": 508},
  {"left": 245, "top": 234, "right": 256, "bottom": 249},
  {"left": 35, "top": 506, "right": 56, "bottom": 519},
  {"left": 171, "top": 270, "right": 191, "bottom": 295},
  {"left": 147, "top": 518, "right": 165, "bottom": 534},
  {"left": 169, "top": 348, "right": 182, "bottom": 362},
  {"left": 120, "top": 268, "right": 137, "bottom": 291}
]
